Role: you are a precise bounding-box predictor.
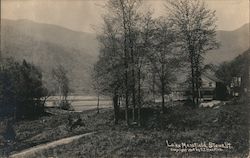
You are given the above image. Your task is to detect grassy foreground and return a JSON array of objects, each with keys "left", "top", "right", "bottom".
[{"left": 1, "top": 100, "right": 249, "bottom": 158}]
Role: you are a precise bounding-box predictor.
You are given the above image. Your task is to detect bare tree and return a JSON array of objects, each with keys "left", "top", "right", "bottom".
[
  {"left": 166, "top": 0, "right": 219, "bottom": 105},
  {"left": 135, "top": 11, "right": 155, "bottom": 125},
  {"left": 91, "top": 66, "right": 102, "bottom": 114},
  {"left": 52, "top": 65, "right": 70, "bottom": 108},
  {"left": 104, "top": 0, "right": 143, "bottom": 125},
  {"left": 147, "top": 17, "right": 177, "bottom": 113},
  {"left": 95, "top": 16, "right": 124, "bottom": 124}
]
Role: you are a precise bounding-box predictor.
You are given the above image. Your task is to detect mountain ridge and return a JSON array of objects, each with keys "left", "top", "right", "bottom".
[
  {"left": 1, "top": 19, "right": 99, "bottom": 94},
  {"left": 1, "top": 19, "right": 249, "bottom": 93}
]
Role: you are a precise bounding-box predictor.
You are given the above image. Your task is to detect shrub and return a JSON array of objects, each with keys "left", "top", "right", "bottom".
[{"left": 59, "top": 100, "right": 73, "bottom": 111}]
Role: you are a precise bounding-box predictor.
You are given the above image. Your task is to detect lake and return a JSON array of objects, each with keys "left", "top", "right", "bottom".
[{"left": 45, "top": 96, "right": 112, "bottom": 112}]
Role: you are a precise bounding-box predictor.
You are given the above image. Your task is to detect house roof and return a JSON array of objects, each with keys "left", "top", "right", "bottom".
[
  {"left": 202, "top": 73, "right": 223, "bottom": 83},
  {"left": 171, "top": 72, "right": 223, "bottom": 92}
]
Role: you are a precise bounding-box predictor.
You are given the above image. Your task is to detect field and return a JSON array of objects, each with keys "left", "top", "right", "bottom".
[{"left": 1, "top": 99, "right": 249, "bottom": 158}]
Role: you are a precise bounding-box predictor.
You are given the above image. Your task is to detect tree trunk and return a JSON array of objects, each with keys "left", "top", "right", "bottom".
[
  {"left": 193, "top": 52, "right": 201, "bottom": 106},
  {"left": 152, "top": 71, "right": 156, "bottom": 103},
  {"left": 161, "top": 65, "right": 165, "bottom": 113},
  {"left": 59, "top": 86, "right": 62, "bottom": 109},
  {"left": 137, "top": 68, "right": 141, "bottom": 126},
  {"left": 195, "top": 66, "right": 200, "bottom": 105},
  {"left": 132, "top": 64, "right": 136, "bottom": 122},
  {"left": 120, "top": 0, "right": 129, "bottom": 126},
  {"left": 113, "top": 91, "right": 119, "bottom": 125},
  {"left": 97, "top": 93, "right": 100, "bottom": 114},
  {"left": 190, "top": 54, "right": 196, "bottom": 106},
  {"left": 161, "top": 82, "right": 165, "bottom": 113},
  {"left": 128, "top": 19, "right": 136, "bottom": 123},
  {"left": 125, "top": 70, "right": 129, "bottom": 126}
]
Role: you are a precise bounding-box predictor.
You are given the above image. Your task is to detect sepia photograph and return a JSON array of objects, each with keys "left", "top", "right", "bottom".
[{"left": 0, "top": 0, "right": 249, "bottom": 157}]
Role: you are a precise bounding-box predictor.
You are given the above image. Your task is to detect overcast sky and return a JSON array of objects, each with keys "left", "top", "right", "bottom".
[{"left": 2, "top": 0, "right": 249, "bottom": 33}]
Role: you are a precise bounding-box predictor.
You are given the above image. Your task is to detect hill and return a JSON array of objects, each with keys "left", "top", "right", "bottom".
[
  {"left": 1, "top": 19, "right": 249, "bottom": 93},
  {"left": 205, "top": 23, "right": 249, "bottom": 64},
  {"left": 1, "top": 19, "right": 99, "bottom": 94}
]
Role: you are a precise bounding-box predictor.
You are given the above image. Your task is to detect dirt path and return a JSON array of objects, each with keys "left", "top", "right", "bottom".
[{"left": 9, "top": 132, "right": 96, "bottom": 158}]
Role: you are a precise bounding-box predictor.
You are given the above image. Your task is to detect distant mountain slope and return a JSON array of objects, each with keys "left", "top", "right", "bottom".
[
  {"left": 1, "top": 19, "right": 249, "bottom": 93},
  {"left": 205, "top": 23, "right": 249, "bottom": 64},
  {"left": 2, "top": 19, "right": 99, "bottom": 57},
  {"left": 1, "top": 19, "right": 99, "bottom": 93}
]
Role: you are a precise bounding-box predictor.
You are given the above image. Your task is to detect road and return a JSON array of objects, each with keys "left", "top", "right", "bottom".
[{"left": 9, "top": 132, "right": 96, "bottom": 158}]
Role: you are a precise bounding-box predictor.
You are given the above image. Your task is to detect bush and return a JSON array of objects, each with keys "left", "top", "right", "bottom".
[
  {"left": 59, "top": 100, "right": 73, "bottom": 111},
  {"left": 0, "top": 58, "right": 48, "bottom": 119}
]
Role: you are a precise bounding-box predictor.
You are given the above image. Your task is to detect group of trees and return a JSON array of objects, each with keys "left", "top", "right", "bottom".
[
  {"left": 0, "top": 58, "right": 48, "bottom": 119},
  {"left": 93, "top": 0, "right": 218, "bottom": 126},
  {"left": 0, "top": 56, "right": 71, "bottom": 119}
]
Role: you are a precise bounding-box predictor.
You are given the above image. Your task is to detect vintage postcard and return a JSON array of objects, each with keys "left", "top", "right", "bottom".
[{"left": 0, "top": 0, "right": 249, "bottom": 157}]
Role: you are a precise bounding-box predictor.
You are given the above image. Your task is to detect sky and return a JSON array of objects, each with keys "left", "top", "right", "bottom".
[{"left": 2, "top": 0, "right": 249, "bottom": 33}]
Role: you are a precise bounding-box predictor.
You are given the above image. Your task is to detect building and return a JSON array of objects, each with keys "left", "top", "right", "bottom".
[
  {"left": 200, "top": 73, "right": 226, "bottom": 101},
  {"left": 170, "top": 73, "right": 227, "bottom": 101},
  {"left": 230, "top": 76, "right": 241, "bottom": 97}
]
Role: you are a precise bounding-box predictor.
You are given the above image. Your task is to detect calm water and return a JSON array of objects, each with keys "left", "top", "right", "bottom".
[{"left": 45, "top": 96, "right": 112, "bottom": 112}]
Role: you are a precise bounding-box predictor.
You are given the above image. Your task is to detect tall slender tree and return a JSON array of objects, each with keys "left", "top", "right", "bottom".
[
  {"left": 135, "top": 11, "right": 155, "bottom": 124},
  {"left": 147, "top": 17, "right": 177, "bottom": 112},
  {"left": 166, "top": 0, "right": 219, "bottom": 105},
  {"left": 95, "top": 16, "right": 124, "bottom": 124},
  {"left": 103, "top": 0, "right": 142, "bottom": 125},
  {"left": 52, "top": 65, "right": 69, "bottom": 103}
]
